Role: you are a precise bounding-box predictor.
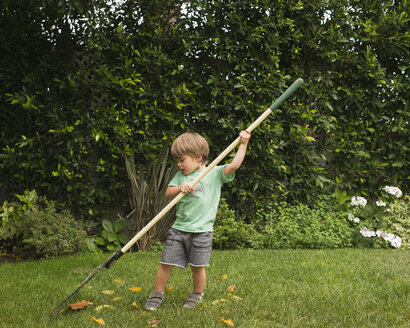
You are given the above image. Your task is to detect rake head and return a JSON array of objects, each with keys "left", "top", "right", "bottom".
[{"left": 50, "top": 251, "right": 124, "bottom": 320}]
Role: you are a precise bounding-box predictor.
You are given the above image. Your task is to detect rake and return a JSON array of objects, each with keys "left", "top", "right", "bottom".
[{"left": 50, "top": 78, "right": 303, "bottom": 318}]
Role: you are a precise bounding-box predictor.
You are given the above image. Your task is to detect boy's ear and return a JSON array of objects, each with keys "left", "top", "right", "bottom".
[{"left": 197, "top": 155, "right": 203, "bottom": 162}]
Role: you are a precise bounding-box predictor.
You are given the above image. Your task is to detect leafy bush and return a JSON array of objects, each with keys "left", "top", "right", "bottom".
[
  {"left": 375, "top": 195, "right": 409, "bottom": 250},
  {"left": 346, "top": 186, "right": 405, "bottom": 249},
  {"left": 213, "top": 199, "right": 263, "bottom": 250},
  {"left": 87, "top": 218, "right": 129, "bottom": 252},
  {"left": 0, "top": 190, "right": 88, "bottom": 257},
  {"left": 257, "top": 201, "right": 355, "bottom": 249}
]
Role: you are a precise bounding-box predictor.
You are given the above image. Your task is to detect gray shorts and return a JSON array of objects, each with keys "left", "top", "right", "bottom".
[{"left": 161, "top": 228, "right": 213, "bottom": 269}]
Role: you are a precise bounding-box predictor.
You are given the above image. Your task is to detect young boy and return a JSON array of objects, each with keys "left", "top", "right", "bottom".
[{"left": 144, "top": 130, "right": 251, "bottom": 311}]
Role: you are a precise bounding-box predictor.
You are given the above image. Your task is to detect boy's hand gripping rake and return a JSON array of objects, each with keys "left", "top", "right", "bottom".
[{"left": 50, "top": 78, "right": 303, "bottom": 318}]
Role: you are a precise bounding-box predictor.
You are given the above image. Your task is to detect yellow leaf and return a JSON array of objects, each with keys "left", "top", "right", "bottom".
[
  {"left": 228, "top": 293, "right": 243, "bottom": 301},
  {"left": 148, "top": 318, "right": 163, "bottom": 326},
  {"left": 69, "top": 300, "right": 89, "bottom": 310},
  {"left": 221, "top": 274, "right": 228, "bottom": 279},
  {"left": 111, "top": 297, "right": 123, "bottom": 302},
  {"left": 101, "top": 290, "right": 115, "bottom": 295},
  {"left": 167, "top": 285, "right": 173, "bottom": 292},
  {"left": 132, "top": 301, "right": 139, "bottom": 309},
  {"left": 113, "top": 279, "right": 123, "bottom": 284},
  {"left": 129, "top": 286, "right": 143, "bottom": 292},
  {"left": 227, "top": 285, "right": 235, "bottom": 293},
  {"left": 219, "top": 317, "right": 234, "bottom": 327},
  {"left": 95, "top": 305, "right": 114, "bottom": 311},
  {"left": 212, "top": 299, "right": 230, "bottom": 305},
  {"left": 90, "top": 316, "right": 106, "bottom": 326}
]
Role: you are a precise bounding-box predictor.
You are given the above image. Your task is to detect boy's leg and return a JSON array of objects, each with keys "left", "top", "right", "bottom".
[
  {"left": 154, "top": 263, "right": 174, "bottom": 293},
  {"left": 183, "top": 265, "right": 206, "bottom": 308},
  {"left": 190, "top": 265, "right": 206, "bottom": 294},
  {"left": 145, "top": 264, "right": 173, "bottom": 311}
]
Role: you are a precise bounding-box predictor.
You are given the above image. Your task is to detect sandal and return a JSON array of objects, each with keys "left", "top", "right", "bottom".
[
  {"left": 183, "top": 292, "right": 204, "bottom": 308},
  {"left": 144, "top": 291, "right": 165, "bottom": 311}
]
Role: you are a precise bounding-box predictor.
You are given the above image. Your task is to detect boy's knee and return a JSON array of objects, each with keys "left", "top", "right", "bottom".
[
  {"left": 190, "top": 265, "right": 205, "bottom": 272},
  {"left": 160, "top": 263, "right": 174, "bottom": 272}
]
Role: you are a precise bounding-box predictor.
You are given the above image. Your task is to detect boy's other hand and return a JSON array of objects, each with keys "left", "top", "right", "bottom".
[{"left": 239, "top": 130, "right": 251, "bottom": 144}]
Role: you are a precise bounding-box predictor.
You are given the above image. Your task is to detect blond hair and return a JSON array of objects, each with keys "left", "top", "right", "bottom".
[{"left": 171, "top": 132, "right": 209, "bottom": 164}]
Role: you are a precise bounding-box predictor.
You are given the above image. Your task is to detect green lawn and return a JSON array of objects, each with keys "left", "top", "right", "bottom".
[{"left": 0, "top": 249, "right": 408, "bottom": 327}]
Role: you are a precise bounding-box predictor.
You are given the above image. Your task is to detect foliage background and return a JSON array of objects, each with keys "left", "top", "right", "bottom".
[{"left": 0, "top": 0, "right": 408, "bottom": 227}]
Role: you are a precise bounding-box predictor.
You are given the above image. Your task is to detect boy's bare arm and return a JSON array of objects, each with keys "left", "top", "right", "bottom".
[{"left": 224, "top": 130, "right": 250, "bottom": 177}]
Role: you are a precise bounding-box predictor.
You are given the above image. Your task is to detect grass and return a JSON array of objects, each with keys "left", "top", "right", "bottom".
[{"left": 0, "top": 249, "right": 408, "bottom": 327}]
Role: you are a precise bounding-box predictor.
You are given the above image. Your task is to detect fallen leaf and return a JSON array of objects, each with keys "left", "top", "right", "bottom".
[
  {"left": 221, "top": 274, "right": 228, "bottom": 279},
  {"left": 148, "top": 318, "right": 162, "bottom": 326},
  {"left": 129, "top": 286, "right": 143, "bottom": 292},
  {"left": 227, "top": 285, "right": 235, "bottom": 293},
  {"left": 113, "top": 279, "right": 124, "bottom": 285},
  {"left": 111, "top": 297, "right": 123, "bottom": 302},
  {"left": 95, "top": 305, "right": 114, "bottom": 311},
  {"left": 90, "top": 316, "right": 106, "bottom": 326},
  {"left": 102, "top": 290, "right": 115, "bottom": 295},
  {"left": 69, "top": 300, "right": 89, "bottom": 310},
  {"left": 219, "top": 317, "right": 234, "bottom": 327},
  {"left": 167, "top": 285, "right": 173, "bottom": 292},
  {"left": 132, "top": 301, "right": 139, "bottom": 309},
  {"left": 212, "top": 299, "right": 230, "bottom": 305},
  {"left": 228, "top": 293, "right": 243, "bottom": 301}
]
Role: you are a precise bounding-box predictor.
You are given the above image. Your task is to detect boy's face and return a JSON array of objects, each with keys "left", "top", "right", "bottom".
[{"left": 176, "top": 155, "right": 203, "bottom": 175}]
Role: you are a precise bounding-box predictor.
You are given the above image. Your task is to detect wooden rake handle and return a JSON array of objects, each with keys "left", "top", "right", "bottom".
[{"left": 121, "top": 78, "right": 303, "bottom": 253}]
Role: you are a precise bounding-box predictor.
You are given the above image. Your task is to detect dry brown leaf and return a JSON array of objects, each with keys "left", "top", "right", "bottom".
[
  {"left": 69, "top": 300, "right": 89, "bottom": 310},
  {"left": 90, "top": 316, "right": 106, "bottom": 326},
  {"left": 101, "top": 290, "right": 115, "bottom": 295},
  {"left": 227, "top": 285, "right": 235, "bottom": 293},
  {"left": 219, "top": 317, "right": 234, "bottom": 327},
  {"left": 148, "top": 318, "right": 163, "bottom": 326},
  {"left": 129, "top": 286, "right": 143, "bottom": 292}
]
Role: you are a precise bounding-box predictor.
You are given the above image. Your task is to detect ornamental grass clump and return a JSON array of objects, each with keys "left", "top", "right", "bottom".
[{"left": 347, "top": 186, "right": 406, "bottom": 249}]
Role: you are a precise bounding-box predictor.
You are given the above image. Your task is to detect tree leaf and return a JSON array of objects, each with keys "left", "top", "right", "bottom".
[
  {"left": 129, "top": 286, "right": 143, "bottom": 292},
  {"left": 102, "top": 290, "right": 115, "bottom": 295},
  {"left": 90, "top": 316, "right": 106, "bottom": 326},
  {"left": 69, "top": 300, "right": 89, "bottom": 310},
  {"left": 219, "top": 317, "right": 234, "bottom": 327},
  {"left": 148, "top": 319, "right": 163, "bottom": 326}
]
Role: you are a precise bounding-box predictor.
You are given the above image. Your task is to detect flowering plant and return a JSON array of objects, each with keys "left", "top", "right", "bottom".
[{"left": 347, "top": 186, "right": 404, "bottom": 249}]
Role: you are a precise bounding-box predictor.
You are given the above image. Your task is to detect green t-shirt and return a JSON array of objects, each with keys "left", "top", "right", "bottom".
[{"left": 169, "top": 165, "right": 234, "bottom": 232}]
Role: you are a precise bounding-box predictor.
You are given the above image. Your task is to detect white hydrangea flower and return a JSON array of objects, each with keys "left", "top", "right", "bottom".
[
  {"left": 390, "top": 236, "right": 402, "bottom": 248},
  {"left": 360, "top": 227, "right": 376, "bottom": 238},
  {"left": 382, "top": 186, "right": 403, "bottom": 198},
  {"left": 376, "top": 200, "right": 386, "bottom": 207},
  {"left": 353, "top": 217, "right": 360, "bottom": 223},
  {"left": 351, "top": 196, "right": 367, "bottom": 206}
]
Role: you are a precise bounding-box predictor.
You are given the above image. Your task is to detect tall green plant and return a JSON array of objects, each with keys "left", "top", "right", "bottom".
[{"left": 125, "top": 145, "right": 178, "bottom": 251}]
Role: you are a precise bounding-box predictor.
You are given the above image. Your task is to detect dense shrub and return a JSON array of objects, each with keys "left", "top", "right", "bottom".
[
  {"left": 381, "top": 195, "right": 409, "bottom": 249},
  {"left": 213, "top": 199, "right": 263, "bottom": 250},
  {"left": 257, "top": 201, "right": 355, "bottom": 249},
  {"left": 0, "top": 190, "right": 88, "bottom": 257}
]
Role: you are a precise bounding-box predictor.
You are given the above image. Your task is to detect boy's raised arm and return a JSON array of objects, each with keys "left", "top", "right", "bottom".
[{"left": 224, "top": 130, "right": 250, "bottom": 177}]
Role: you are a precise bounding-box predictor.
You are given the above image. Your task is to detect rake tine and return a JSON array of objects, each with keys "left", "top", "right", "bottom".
[{"left": 50, "top": 251, "right": 124, "bottom": 320}]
